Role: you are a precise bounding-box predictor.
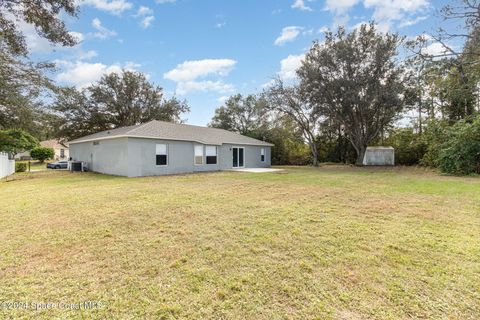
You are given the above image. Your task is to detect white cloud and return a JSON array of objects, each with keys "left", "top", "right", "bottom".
[
  {"left": 55, "top": 60, "right": 140, "bottom": 88},
  {"left": 91, "top": 18, "right": 117, "bottom": 39},
  {"left": 279, "top": 54, "right": 305, "bottom": 80},
  {"left": 79, "top": 0, "right": 133, "bottom": 15},
  {"left": 134, "top": 6, "right": 155, "bottom": 29},
  {"left": 364, "top": 0, "right": 428, "bottom": 22},
  {"left": 77, "top": 50, "right": 98, "bottom": 60},
  {"left": 292, "top": 0, "right": 313, "bottom": 12},
  {"left": 325, "top": 0, "right": 359, "bottom": 13},
  {"left": 398, "top": 15, "right": 428, "bottom": 28},
  {"left": 177, "top": 81, "right": 234, "bottom": 95},
  {"left": 421, "top": 42, "right": 451, "bottom": 57},
  {"left": 140, "top": 16, "right": 155, "bottom": 28},
  {"left": 164, "top": 59, "right": 237, "bottom": 94},
  {"left": 164, "top": 59, "right": 236, "bottom": 82},
  {"left": 69, "top": 31, "right": 84, "bottom": 43},
  {"left": 325, "top": 0, "right": 429, "bottom": 30},
  {"left": 274, "top": 26, "right": 303, "bottom": 46},
  {"left": 318, "top": 26, "right": 329, "bottom": 33},
  {"left": 136, "top": 6, "right": 153, "bottom": 16}
]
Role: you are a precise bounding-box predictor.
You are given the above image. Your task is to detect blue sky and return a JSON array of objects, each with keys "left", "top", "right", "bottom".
[{"left": 26, "top": 0, "right": 451, "bottom": 125}]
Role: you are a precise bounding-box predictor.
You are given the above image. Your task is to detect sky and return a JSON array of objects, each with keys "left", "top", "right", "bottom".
[{"left": 26, "top": 0, "right": 452, "bottom": 125}]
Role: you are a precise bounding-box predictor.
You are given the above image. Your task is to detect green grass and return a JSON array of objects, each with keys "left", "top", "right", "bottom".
[
  {"left": 0, "top": 166, "right": 479, "bottom": 319},
  {"left": 15, "top": 160, "right": 50, "bottom": 171}
]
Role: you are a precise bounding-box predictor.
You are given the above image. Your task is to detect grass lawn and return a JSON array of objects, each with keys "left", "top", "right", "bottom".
[
  {"left": 15, "top": 160, "right": 50, "bottom": 172},
  {"left": 0, "top": 166, "right": 479, "bottom": 319}
]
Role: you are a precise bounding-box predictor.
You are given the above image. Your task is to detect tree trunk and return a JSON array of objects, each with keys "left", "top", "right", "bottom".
[
  {"left": 355, "top": 146, "right": 366, "bottom": 166},
  {"left": 310, "top": 143, "right": 319, "bottom": 167}
]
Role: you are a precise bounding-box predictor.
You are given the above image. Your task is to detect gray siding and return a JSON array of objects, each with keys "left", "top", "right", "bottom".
[
  {"left": 69, "top": 138, "right": 129, "bottom": 176},
  {"left": 70, "top": 137, "right": 271, "bottom": 177},
  {"left": 219, "top": 144, "right": 271, "bottom": 170}
]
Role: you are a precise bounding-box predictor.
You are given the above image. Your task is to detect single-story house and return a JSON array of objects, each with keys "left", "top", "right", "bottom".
[
  {"left": 69, "top": 120, "right": 273, "bottom": 177},
  {"left": 15, "top": 139, "right": 69, "bottom": 160}
]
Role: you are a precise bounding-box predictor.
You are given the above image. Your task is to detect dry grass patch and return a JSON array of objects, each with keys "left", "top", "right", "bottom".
[{"left": 0, "top": 166, "right": 479, "bottom": 319}]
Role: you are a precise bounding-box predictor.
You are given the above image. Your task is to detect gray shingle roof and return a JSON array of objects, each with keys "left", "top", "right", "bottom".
[{"left": 68, "top": 120, "right": 274, "bottom": 146}]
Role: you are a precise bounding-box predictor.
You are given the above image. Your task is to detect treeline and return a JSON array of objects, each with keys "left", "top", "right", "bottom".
[{"left": 207, "top": 2, "right": 480, "bottom": 175}]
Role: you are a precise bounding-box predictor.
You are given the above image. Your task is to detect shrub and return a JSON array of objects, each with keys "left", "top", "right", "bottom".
[
  {"left": 436, "top": 116, "right": 480, "bottom": 175},
  {"left": 385, "top": 128, "right": 427, "bottom": 165},
  {"left": 420, "top": 120, "right": 450, "bottom": 168},
  {"left": 15, "top": 162, "right": 27, "bottom": 173},
  {"left": 30, "top": 147, "right": 54, "bottom": 163}
]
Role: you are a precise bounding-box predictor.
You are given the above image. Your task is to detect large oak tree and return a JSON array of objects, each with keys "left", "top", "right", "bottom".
[
  {"left": 298, "top": 23, "right": 406, "bottom": 165},
  {"left": 54, "top": 70, "right": 190, "bottom": 140}
]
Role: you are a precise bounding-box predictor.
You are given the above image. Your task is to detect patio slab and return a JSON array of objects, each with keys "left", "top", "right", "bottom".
[{"left": 227, "top": 168, "right": 285, "bottom": 173}]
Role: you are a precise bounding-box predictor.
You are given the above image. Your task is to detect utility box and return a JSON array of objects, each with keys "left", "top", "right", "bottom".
[{"left": 363, "top": 147, "right": 395, "bottom": 166}]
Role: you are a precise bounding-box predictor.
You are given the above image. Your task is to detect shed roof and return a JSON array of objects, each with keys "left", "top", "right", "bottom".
[{"left": 68, "top": 120, "right": 274, "bottom": 147}]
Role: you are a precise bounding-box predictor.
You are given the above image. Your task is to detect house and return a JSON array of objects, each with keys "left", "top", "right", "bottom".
[
  {"left": 15, "top": 139, "right": 69, "bottom": 160},
  {"left": 68, "top": 120, "right": 273, "bottom": 177},
  {"left": 40, "top": 139, "right": 69, "bottom": 160}
]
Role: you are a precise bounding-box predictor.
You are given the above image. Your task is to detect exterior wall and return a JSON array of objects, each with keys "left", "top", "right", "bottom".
[
  {"left": 70, "top": 138, "right": 129, "bottom": 176},
  {"left": 71, "top": 137, "right": 272, "bottom": 177},
  {"left": 128, "top": 138, "right": 196, "bottom": 177},
  {"left": 54, "top": 147, "right": 69, "bottom": 160},
  {"left": 219, "top": 144, "right": 271, "bottom": 170}
]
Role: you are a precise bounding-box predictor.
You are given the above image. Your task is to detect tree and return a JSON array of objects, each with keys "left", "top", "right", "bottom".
[
  {"left": 0, "top": 129, "right": 39, "bottom": 156},
  {"left": 266, "top": 80, "right": 323, "bottom": 166},
  {"left": 298, "top": 23, "right": 406, "bottom": 165},
  {"left": 30, "top": 147, "right": 54, "bottom": 163},
  {"left": 0, "top": 0, "right": 78, "bottom": 138},
  {"left": 0, "top": 0, "right": 78, "bottom": 56},
  {"left": 54, "top": 71, "right": 190, "bottom": 140},
  {"left": 209, "top": 94, "right": 269, "bottom": 135},
  {"left": 0, "top": 44, "right": 57, "bottom": 136}
]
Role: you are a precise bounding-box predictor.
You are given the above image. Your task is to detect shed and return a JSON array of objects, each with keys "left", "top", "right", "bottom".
[{"left": 362, "top": 146, "right": 395, "bottom": 166}]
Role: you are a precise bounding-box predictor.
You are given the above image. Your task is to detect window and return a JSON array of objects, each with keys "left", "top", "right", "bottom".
[
  {"left": 206, "top": 146, "right": 217, "bottom": 165},
  {"left": 194, "top": 145, "right": 203, "bottom": 165},
  {"left": 156, "top": 144, "right": 168, "bottom": 166},
  {"left": 60, "top": 149, "right": 65, "bottom": 158},
  {"left": 261, "top": 148, "right": 265, "bottom": 162}
]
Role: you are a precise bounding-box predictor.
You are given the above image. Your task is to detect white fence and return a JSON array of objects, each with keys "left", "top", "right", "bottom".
[{"left": 0, "top": 152, "right": 15, "bottom": 179}]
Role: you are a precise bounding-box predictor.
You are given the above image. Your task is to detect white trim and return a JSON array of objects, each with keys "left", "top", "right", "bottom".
[{"left": 68, "top": 135, "right": 274, "bottom": 147}]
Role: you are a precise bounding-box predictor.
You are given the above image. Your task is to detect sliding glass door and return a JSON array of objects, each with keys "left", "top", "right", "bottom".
[{"left": 232, "top": 147, "right": 244, "bottom": 168}]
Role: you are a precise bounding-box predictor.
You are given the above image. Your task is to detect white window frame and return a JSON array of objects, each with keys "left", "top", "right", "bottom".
[
  {"left": 261, "top": 148, "right": 265, "bottom": 162},
  {"left": 205, "top": 146, "right": 217, "bottom": 165},
  {"left": 194, "top": 145, "right": 204, "bottom": 166},
  {"left": 156, "top": 143, "right": 168, "bottom": 166}
]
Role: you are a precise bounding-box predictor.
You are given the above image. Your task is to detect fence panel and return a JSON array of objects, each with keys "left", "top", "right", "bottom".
[{"left": 0, "top": 152, "right": 15, "bottom": 179}]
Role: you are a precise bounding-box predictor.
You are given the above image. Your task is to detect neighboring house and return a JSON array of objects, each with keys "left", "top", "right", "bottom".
[
  {"left": 40, "top": 139, "right": 70, "bottom": 160},
  {"left": 15, "top": 139, "right": 69, "bottom": 160},
  {"left": 69, "top": 120, "right": 273, "bottom": 177}
]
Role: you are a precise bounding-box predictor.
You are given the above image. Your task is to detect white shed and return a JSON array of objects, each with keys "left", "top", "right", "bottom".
[{"left": 362, "top": 146, "right": 395, "bottom": 166}]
